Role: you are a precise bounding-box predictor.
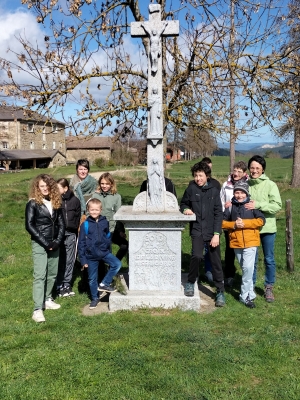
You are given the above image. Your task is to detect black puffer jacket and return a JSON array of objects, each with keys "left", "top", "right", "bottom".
[
  {"left": 25, "top": 199, "right": 65, "bottom": 249},
  {"left": 180, "top": 181, "right": 223, "bottom": 240},
  {"left": 61, "top": 189, "right": 81, "bottom": 233}
]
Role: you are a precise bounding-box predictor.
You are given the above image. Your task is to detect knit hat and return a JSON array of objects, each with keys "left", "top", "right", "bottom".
[{"left": 233, "top": 181, "right": 249, "bottom": 196}]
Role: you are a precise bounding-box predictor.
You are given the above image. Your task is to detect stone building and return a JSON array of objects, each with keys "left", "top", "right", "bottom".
[
  {"left": 66, "top": 136, "right": 112, "bottom": 164},
  {"left": 0, "top": 106, "right": 66, "bottom": 169}
]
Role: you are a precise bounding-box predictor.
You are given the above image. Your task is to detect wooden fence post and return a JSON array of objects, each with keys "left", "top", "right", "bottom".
[{"left": 285, "top": 199, "right": 294, "bottom": 272}]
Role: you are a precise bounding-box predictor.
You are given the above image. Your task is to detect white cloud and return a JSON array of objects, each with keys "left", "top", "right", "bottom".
[{"left": 0, "top": 10, "right": 46, "bottom": 62}]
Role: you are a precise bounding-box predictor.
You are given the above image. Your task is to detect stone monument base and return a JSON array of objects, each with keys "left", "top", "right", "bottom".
[
  {"left": 112, "top": 206, "right": 198, "bottom": 312},
  {"left": 109, "top": 274, "right": 200, "bottom": 312}
]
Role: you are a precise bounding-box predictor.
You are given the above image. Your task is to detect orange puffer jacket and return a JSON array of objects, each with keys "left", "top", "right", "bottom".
[{"left": 222, "top": 199, "right": 265, "bottom": 249}]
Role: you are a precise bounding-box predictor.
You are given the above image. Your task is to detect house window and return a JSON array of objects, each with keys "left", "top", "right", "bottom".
[
  {"left": 2, "top": 141, "right": 8, "bottom": 149},
  {"left": 30, "top": 141, "right": 35, "bottom": 149},
  {"left": 53, "top": 124, "right": 57, "bottom": 133},
  {"left": 42, "top": 143, "right": 46, "bottom": 149},
  {"left": 52, "top": 141, "right": 56, "bottom": 149},
  {"left": 42, "top": 133, "right": 46, "bottom": 141},
  {"left": 28, "top": 123, "right": 34, "bottom": 132}
]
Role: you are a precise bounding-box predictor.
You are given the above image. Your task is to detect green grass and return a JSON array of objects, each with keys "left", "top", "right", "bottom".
[{"left": 0, "top": 157, "right": 300, "bottom": 400}]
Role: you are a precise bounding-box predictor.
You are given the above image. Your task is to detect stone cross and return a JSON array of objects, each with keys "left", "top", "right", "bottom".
[{"left": 131, "top": 3, "right": 179, "bottom": 212}]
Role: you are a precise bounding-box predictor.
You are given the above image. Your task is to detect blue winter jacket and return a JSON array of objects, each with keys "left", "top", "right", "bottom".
[{"left": 78, "top": 215, "right": 111, "bottom": 265}]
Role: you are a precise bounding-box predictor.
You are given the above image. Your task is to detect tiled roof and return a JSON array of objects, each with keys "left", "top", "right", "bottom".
[
  {"left": 66, "top": 136, "right": 112, "bottom": 149},
  {"left": 0, "top": 149, "right": 65, "bottom": 160},
  {"left": 0, "top": 106, "right": 64, "bottom": 125}
]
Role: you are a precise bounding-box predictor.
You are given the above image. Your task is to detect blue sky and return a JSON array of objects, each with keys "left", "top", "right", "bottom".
[{"left": 0, "top": 0, "right": 291, "bottom": 144}]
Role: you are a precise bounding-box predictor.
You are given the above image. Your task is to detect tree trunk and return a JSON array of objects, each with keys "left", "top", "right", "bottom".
[
  {"left": 291, "top": 121, "right": 300, "bottom": 187},
  {"left": 291, "top": 85, "right": 300, "bottom": 188},
  {"left": 229, "top": 0, "right": 236, "bottom": 172}
]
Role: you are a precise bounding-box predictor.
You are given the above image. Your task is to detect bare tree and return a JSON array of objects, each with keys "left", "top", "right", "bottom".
[
  {"left": 0, "top": 0, "right": 298, "bottom": 171},
  {"left": 255, "top": 0, "right": 300, "bottom": 186}
]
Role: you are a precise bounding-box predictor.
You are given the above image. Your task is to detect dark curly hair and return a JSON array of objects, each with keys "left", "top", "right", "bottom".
[{"left": 191, "top": 161, "right": 211, "bottom": 177}]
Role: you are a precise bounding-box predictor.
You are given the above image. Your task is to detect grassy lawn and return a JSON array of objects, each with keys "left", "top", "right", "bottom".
[{"left": 0, "top": 157, "right": 299, "bottom": 400}]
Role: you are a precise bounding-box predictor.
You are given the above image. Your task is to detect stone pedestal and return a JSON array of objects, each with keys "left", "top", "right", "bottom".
[{"left": 110, "top": 206, "right": 199, "bottom": 311}]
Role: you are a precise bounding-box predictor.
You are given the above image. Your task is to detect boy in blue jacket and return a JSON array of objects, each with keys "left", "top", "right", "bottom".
[{"left": 78, "top": 198, "right": 121, "bottom": 309}]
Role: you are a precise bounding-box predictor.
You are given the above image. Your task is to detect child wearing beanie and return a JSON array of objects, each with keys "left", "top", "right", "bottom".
[{"left": 222, "top": 182, "right": 265, "bottom": 308}]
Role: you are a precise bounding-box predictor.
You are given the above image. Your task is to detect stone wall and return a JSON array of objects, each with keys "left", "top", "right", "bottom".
[
  {"left": 19, "top": 122, "right": 66, "bottom": 154},
  {"left": 0, "top": 120, "right": 66, "bottom": 154},
  {"left": 0, "top": 121, "right": 18, "bottom": 149},
  {"left": 49, "top": 152, "right": 66, "bottom": 167},
  {"left": 66, "top": 149, "right": 111, "bottom": 164}
]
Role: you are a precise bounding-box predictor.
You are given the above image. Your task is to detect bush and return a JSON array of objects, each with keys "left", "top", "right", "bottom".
[
  {"left": 111, "top": 148, "right": 135, "bottom": 166},
  {"left": 94, "top": 158, "right": 107, "bottom": 168},
  {"left": 107, "top": 158, "right": 115, "bottom": 167}
]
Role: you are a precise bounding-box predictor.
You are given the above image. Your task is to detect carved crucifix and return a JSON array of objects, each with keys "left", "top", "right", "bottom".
[{"left": 131, "top": 3, "right": 179, "bottom": 212}]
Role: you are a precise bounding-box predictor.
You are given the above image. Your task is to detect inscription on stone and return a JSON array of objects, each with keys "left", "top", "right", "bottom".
[{"left": 132, "top": 232, "right": 177, "bottom": 290}]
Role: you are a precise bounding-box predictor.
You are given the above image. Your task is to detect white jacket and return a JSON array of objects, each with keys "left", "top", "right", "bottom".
[{"left": 220, "top": 174, "right": 248, "bottom": 212}]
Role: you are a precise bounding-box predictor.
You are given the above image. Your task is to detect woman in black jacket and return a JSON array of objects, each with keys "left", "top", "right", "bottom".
[
  {"left": 25, "top": 174, "right": 65, "bottom": 323},
  {"left": 56, "top": 178, "right": 81, "bottom": 297}
]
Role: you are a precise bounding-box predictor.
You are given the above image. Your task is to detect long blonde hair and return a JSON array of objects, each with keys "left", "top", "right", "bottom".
[
  {"left": 97, "top": 172, "right": 117, "bottom": 195},
  {"left": 29, "top": 174, "right": 61, "bottom": 209}
]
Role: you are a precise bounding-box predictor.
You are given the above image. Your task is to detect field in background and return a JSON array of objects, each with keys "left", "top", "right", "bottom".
[{"left": 0, "top": 157, "right": 299, "bottom": 400}]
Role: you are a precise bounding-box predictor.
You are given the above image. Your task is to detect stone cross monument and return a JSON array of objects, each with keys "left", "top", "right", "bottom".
[
  {"left": 110, "top": 3, "right": 199, "bottom": 312},
  {"left": 131, "top": 4, "right": 179, "bottom": 212}
]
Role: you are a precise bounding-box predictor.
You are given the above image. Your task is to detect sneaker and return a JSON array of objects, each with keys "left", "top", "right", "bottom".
[
  {"left": 205, "top": 271, "right": 214, "bottom": 283},
  {"left": 44, "top": 299, "right": 61, "bottom": 310},
  {"left": 59, "top": 286, "right": 75, "bottom": 297},
  {"left": 244, "top": 296, "right": 256, "bottom": 309},
  {"left": 32, "top": 309, "right": 45, "bottom": 323},
  {"left": 89, "top": 298, "right": 100, "bottom": 309},
  {"left": 224, "top": 277, "right": 234, "bottom": 288},
  {"left": 97, "top": 284, "right": 117, "bottom": 293},
  {"left": 184, "top": 282, "right": 194, "bottom": 297},
  {"left": 215, "top": 291, "right": 226, "bottom": 307},
  {"left": 264, "top": 285, "right": 274, "bottom": 302}
]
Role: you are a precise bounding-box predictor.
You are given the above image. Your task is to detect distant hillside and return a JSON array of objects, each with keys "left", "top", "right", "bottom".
[{"left": 215, "top": 142, "right": 294, "bottom": 158}]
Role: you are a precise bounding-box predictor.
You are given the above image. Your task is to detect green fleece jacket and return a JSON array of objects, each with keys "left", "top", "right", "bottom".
[
  {"left": 248, "top": 173, "right": 282, "bottom": 234},
  {"left": 91, "top": 191, "right": 121, "bottom": 232}
]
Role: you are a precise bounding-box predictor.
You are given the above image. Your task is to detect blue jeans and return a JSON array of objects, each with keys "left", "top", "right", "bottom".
[
  {"left": 87, "top": 253, "right": 121, "bottom": 300},
  {"left": 253, "top": 233, "right": 276, "bottom": 286},
  {"left": 235, "top": 247, "right": 257, "bottom": 302}
]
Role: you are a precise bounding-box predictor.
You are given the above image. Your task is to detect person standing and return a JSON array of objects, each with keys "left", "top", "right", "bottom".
[
  {"left": 196, "top": 157, "right": 220, "bottom": 283},
  {"left": 69, "top": 159, "right": 97, "bottom": 215},
  {"left": 222, "top": 182, "right": 265, "bottom": 308},
  {"left": 25, "top": 174, "right": 65, "bottom": 323},
  {"left": 180, "top": 161, "right": 225, "bottom": 307},
  {"left": 92, "top": 173, "right": 128, "bottom": 261},
  {"left": 245, "top": 155, "right": 282, "bottom": 302},
  {"left": 78, "top": 198, "right": 121, "bottom": 310},
  {"left": 220, "top": 160, "right": 248, "bottom": 287},
  {"left": 56, "top": 178, "right": 81, "bottom": 297}
]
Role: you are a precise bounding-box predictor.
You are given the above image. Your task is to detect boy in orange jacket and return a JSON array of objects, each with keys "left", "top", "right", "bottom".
[{"left": 222, "top": 182, "right": 265, "bottom": 308}]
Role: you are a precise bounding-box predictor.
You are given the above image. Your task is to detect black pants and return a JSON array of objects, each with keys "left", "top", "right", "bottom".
[
  {"left": 188, "top": 235, "right": 224, "bottom": 291},
  {"left": 223, "top": 230, "right": 236, "bottom": 279},
  {"left": 112, "top": 230, "right": 128, "bottom": 261}
]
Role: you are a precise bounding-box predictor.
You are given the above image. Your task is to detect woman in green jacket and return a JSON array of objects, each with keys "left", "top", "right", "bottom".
[{"left": 245, "top": 155, "right": 282, "bottom": 302}]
